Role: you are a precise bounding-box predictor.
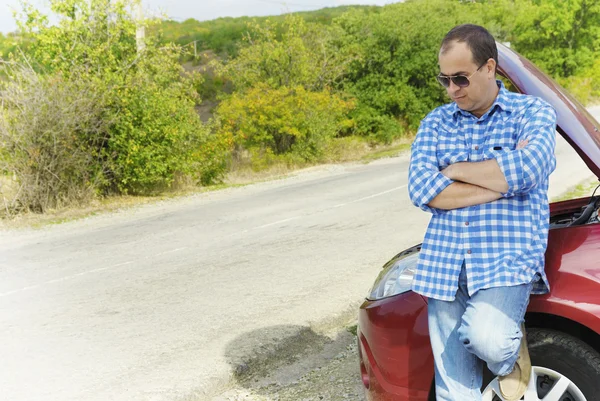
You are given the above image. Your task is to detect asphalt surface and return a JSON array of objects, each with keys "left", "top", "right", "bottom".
[{"left": 0, "top": 107, "right": 598, "bottom": 401}]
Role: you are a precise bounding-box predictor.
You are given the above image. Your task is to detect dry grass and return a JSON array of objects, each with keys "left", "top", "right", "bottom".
[
  {"left": 225, "top": 163, "right": 303, "bottom": 186},
  {"left": 225, "top": 137, "right": 412, "bottom": 185},
  {"left": 359, "top": 141, "right": 412, "bottom": 163},
  {"left": 0, "top": 183, "right": 238, "bottom": 229},
  {"left": 0, "top": 173, "right": 17, "bottom": 195}
]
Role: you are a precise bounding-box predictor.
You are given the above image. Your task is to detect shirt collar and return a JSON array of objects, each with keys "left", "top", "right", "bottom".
[{"left": 452, "top": 80, "right": 513, "bottom": 119}]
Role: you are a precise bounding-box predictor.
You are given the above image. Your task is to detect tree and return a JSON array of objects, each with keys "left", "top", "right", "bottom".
[
  {"left": 215, "top": 14, "right": 356, "bottom": 92},
  {"left": 503, "top": 0, "right": 600, "bottom": 78}
]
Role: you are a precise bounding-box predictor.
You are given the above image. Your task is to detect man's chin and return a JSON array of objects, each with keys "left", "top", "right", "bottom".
[{"left": 456, "top": 100, "right": 473, "bottom": 111}]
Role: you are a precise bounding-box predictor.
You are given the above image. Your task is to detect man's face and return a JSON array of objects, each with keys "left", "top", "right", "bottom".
[{"left": 438, "top": 41, "right": 495, "bottom": 114}]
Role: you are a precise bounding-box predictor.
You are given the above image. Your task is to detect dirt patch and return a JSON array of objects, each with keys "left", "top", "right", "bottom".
[{"left": 211, "top": 326, "right": 364, "bottom": 401}]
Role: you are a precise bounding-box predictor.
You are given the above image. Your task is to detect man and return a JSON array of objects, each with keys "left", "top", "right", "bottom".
[{"left": 408, "top": 24, "right": 556, "bottom": 401}]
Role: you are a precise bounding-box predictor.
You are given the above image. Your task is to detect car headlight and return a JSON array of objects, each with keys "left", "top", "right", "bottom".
[{"left": 367, "top": 251, "right": 419, "bottom": 301}]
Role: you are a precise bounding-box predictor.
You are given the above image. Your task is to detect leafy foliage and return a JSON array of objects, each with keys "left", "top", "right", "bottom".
[
  {"left": 0, "top": 33, "right": 18, "bottom": 59},
  {"left": 16, "top": 0, "right": 218, "bottom": 195},
  {"left": 214, "top": 15, "right": 355, "bottom": 92},
  {"left": 211, "top": 15, "right": 355, "bottom": 169},
  {"left": 503, "top": 0, "right": 600, "bottom": 78},
  {"left": 335, "top": 0, "right": 487, "bottom": 137},
  {"left": 216, "top": 84, "right": 353, "bottom": 166},
  {"left": 105, "top": 54, "right": 207, "bottom": 192}
]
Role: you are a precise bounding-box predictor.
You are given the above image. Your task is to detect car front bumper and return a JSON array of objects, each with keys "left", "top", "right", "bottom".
[{"left": 357, "top": 291, "right": 434, "bottom": 401}]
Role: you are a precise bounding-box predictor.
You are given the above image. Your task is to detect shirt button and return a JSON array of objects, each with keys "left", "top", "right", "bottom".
[
  {"left": 467, "top": 249, "right": 472, "bottom": 254},
  {"left": 474, "top": 146, "right": 479, "bottom": 150},
  {"left": 465, "top": 221, "right": 470, "bottom": 226}
]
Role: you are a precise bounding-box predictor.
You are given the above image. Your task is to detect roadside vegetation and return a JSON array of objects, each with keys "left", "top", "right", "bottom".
[
  {"left": 1, "top": 0, "right": 599, "bottom": 218},
  {"left": 552, "top": 178, "right": 600, "bottom": 202}
]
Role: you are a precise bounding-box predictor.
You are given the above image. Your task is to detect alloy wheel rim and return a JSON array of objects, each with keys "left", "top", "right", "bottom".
[{"left": 482, "top": 366, "right": 587, "bottom": 401}]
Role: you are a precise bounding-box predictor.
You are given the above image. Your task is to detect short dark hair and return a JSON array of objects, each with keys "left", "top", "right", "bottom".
[{"left": 440, "top": 24, "right": 498, "bottom": 71}]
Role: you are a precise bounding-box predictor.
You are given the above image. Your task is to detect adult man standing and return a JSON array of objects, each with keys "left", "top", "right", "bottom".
[{"left": 408, "top": 24, "right": 556, "bottom": 401}]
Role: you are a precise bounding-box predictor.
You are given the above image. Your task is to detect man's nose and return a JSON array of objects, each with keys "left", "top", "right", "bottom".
[{"left": 447, "top": 79, "right": 461, "bottom": 93}]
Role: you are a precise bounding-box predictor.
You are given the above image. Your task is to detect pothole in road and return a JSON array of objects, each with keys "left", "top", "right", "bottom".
[{"left": 211, "top": 327, "right": 364, "bottom": 401}]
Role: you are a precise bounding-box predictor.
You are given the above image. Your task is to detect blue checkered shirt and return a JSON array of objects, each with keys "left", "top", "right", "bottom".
[{"left": 408, "top": 82, "right": 556, "bottom": 301}]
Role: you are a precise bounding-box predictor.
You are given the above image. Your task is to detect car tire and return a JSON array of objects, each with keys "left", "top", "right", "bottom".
[{"left": 481, "top": 327, "right": 600, "bottom": 399}]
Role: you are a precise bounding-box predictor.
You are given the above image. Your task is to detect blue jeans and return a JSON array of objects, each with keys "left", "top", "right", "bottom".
[{"left": 428, "top": 264, "right": 533, "bottom": 401}]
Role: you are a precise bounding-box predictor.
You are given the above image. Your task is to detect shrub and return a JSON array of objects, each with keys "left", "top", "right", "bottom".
[
  {"left": 215, "top": 84, "right": 354, "bottom": 166},
  {"left": 0, "top": 67, "right": 107, "bottom": 214},
  {"left": 348, "top": 105, "right": 405, "bottom": 144},
  {"left": 104, "top": 47, "right": 208, "bottom": 193},
  {"left": 193, "top": 119, "right": 231, "bottom": 185}
]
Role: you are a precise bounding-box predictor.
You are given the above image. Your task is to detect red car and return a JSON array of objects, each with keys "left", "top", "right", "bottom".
[{"left": 357, "top": 43, "right": 600, "bottom": 401}]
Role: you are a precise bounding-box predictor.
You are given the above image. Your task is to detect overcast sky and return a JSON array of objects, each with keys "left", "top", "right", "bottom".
[{"left": 0, "top": 0, "right": 401, "bottom": 34}]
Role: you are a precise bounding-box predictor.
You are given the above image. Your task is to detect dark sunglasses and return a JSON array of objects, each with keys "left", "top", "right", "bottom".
[{"left": 436, "top": 61, "right": 488, "bottom": 88}]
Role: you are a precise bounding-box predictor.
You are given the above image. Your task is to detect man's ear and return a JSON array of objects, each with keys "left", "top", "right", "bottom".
[{"left": 487, "top": 58, "right": 497, "bottom": 77}]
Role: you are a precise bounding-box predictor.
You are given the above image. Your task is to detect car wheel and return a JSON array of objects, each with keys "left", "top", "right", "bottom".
[{"left": 482, "top": 328, "right": 600, "bottom": 401}]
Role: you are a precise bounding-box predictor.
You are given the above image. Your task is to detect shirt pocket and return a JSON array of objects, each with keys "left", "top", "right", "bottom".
[
  {"left": 482, "top": 141, "right": 514, "bottom": 161},
  {"left": 436, "top": 144, "right": 469, "bottom": 169}
]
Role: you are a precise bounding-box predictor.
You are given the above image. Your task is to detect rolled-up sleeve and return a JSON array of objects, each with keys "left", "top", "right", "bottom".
[
  {"left": 495, "top": 102, "right": 557, "bottom": 197},
  {"left": 408, "top": 115, "right": 454, "bottom": 214}
]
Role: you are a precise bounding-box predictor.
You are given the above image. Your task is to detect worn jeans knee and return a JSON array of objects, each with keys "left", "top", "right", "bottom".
[{"left": 457, "top": 319, "right": 522, "bottom": 375}]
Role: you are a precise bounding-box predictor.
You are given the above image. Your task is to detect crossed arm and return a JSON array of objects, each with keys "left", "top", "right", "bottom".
[{"left": 427, "top": 141, "right": 527, "bottom": 210}]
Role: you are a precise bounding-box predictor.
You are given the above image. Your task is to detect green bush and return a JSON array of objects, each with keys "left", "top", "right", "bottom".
[
  {"left": 191, "top": 119, "right": 231, "bottom": 186},
  {"left": 0, "top": 33, "right": 18, "bottom": 59},
  {"left": 106, "top": 68, "right": 206, "bottom": 193},
  {"left": 348, "top": 105, "right": 405, "bottom": 144},
  {"left": 215, "top": 84, "right": 354, "bottom": 166}
]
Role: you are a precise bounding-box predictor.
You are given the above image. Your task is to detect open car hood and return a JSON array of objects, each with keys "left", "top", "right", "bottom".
[{"left": 497, "top": 42, "right": 600, "bottom": 179}]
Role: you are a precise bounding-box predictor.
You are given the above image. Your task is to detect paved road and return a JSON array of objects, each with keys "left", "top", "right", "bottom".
[{"left": 0, "top": 107, "right": 598, "bottom": 401}]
